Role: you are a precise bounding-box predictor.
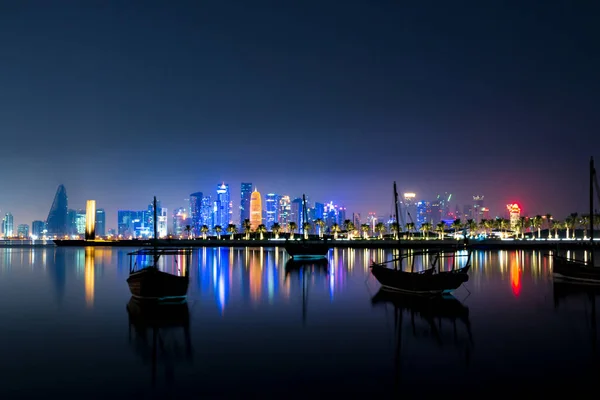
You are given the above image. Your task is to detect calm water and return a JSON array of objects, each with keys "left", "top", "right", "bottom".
[{"left": 0, "top": 246, "right": 598, "bottom": 397}]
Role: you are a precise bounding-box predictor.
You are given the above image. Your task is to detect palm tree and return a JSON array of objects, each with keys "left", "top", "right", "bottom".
[
  {"left": 580, "top": 214, "right": 591, "bottom": 239},
  {"left": 374, "top": 222, "right": 386, "bottom": 239},
  {"left": 545, "top": 214, "right": 553, "bottom": 238},
  {"left": 420, "top": 222, "right": 432, "bottom": 240},
  {"left": 532, "top": 215, "right": 543, "bottom": 239},
  {"left": 344, "top": 220, "right": 355, "bottom": 240},
  {"left": 242, "top": 219, "right": 251, "bottom": 240},
  {"left": 214, "top": 225, "right": 222, "bottom": 240},
  {"left": 302, "top": 222, "right": 312, "bottom": 240},
  {"left": 330, "top": 223, "right": 340, "bottom": 240},
  {"left": 184, "top": 224, "right": 192, "bottom": 239},
  {"left": 435, "top": 222, "right": 446, "bottom": 240},
  {"left": 271, "top": 222, "right": 281, "bottom": 239},
  {"left": 289, "top": 222, "right": 298, "bottom": 239},
  {"left": 200, "top": 224, "right": 209, "bottom": 240},
  {"left": 451, "top": 219, "right": 462, "bottom": 239},
  {"left": 565, "top": 213, "right": 577, "bottom": 239},
  {"left": 516, "top": 217, "right": 526, "bottom": 239},
  {"left": 498, "top": 218, "right": 510, "bottom": 238},
  {"left": 256, "top": 224, "right": 267, "bottom": 240},
  {"left": 361, "top": 223, "right": 370, "bottom": 239},
  {"left": 390, "top": 222, "right": 399, "bottom": 240},
  {"left": 314, "top": 218, "right": 325, "bottom": 238},
  {"left": 406, "top": 222, "right": 415, "bottom": 240},
  {"left": 484, "top": 219, "right": 494, "bottom": 237},
  {"left": 479, "top": 219, "right": 488, "bottom": 236},
  {"left": 227, "top": 223, "right": 237, "bottom": 239},
  {"left": 551, "top": 220, "right": 562, "bottom": 239},
  {"left": 466, "top": 219, "right": 477, "bottom": 238}
]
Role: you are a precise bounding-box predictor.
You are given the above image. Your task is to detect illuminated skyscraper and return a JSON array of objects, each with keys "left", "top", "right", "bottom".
[
  {"left": 473, "top": 195, "right": 484, "bottom": 223},
  {"left": 17, "top": 224, "right": 29, "bottom": 238},
  {"left": 240, "top": 183, "right": 252, "bottom": 225},
  {"left": 85, "top": 200, "right": 96, "bottom": 240},
  {"left": 278, "top": 195, "right": 291, "bottom": 226},
  {"left": 215, "top": 183, "right": 231, "bottom": 228},
  {"left": 189, "top": 192, "right": 203, "bottom": 236},
  {"left": 95, "top": 208, "right": 106, "bottom": 237},
  {"left": 31, "top": 220, "right": 45, "bottom": 238},
  {"left": 250, "top": 188, "right": 262, "bottom": 230},
  {"left": 46, "top": 184, "right": 68, "bottom": 237},
  {"left": 506, "top": 204, "right": 521, "bottom": 231},
  {"left": 265, "top": 193, "right": 280, "bottom": 229},
  {"left": 172, "top": 207, "right": 187, "bottom": 236},
  {"left": 2, "top": 212, "right": 14, "bottom": 237}
]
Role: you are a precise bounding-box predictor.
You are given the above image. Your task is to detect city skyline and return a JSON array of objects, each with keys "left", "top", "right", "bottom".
[{"left": 0, "top": 1, "right": 597, "bottom": 230}]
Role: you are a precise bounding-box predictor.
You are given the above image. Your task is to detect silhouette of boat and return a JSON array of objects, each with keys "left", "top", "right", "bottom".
[
  {"left": 370, "top": 182, "right": 471, "bottom": 295},
  {"left": 127, "top": 197, "right": 191, "bottom": 301},
  {"left": 553, "top": 157, "right": 600, "bottom": 283},
  {"left": 284, "top": 194, "right": 332, "bottom": 259},
  {"left": 371, "top": 289, "right": 473, "bottom": 389},
  {"left": 127, "top": 297, "right": 192, "bottom": 386}
]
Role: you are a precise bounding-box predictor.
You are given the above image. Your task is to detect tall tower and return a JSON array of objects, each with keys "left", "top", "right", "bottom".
[
  {"left": 506, "top": 203, "right": 521, "bottom": 231},
  {"left": 240, "top": 183, "right": 252, "bottom": 226},
  {"left": 189, "top": 192, "right": 203, "bottom": 236},
  {"left": 250, "top": 188, "right": 262, "bottom": 230},
  {"left": 95, "top": 209, "right": 106, "bottom": 237},
  {"left": 265, "top": 193, "right": 280, "bottom": 229},
  {"left": 46, "top": 184, "right": 68, "bottom": 237},
  {"left": 215, "top": 183, "right": 231, "bottom": 228},
  {"left": 85, "top": 200, "right": 96, "bottom": 240},
  {"left": 2, "top": 213, "right": 14, "bottom": 237}
]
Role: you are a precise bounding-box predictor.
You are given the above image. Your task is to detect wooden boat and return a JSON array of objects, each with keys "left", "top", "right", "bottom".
[
  {"left": 126, "top": 196, "right": 191, "bottom": 301},
  {"left": 284, "top": 194, "right": 332, "bottom": 259},
  {"left": 552, "top": 157, "right": 599, "bottom": 283},
  {"left": 369, "top": 182, "right": 471, "bottom": 295}
]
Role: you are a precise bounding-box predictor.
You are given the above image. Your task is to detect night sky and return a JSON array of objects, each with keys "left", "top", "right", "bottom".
[{"left": 1, "top": 0, "right": 598, "bottom": 229}]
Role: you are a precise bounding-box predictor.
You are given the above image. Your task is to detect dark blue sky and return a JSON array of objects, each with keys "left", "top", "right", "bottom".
[{"left": 0, "top": 0, "right": 598, "bottom": 228}]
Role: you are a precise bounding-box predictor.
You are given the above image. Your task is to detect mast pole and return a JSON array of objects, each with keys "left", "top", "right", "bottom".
[
  {"left": 393, "top": 182, "right": 401, "bottom": 271},
  {"left": 591, "top": 157, "right": 595, "bottom": 267},
  {"left": 302, "top": 194, "right": 307, "bottom": 239},
  {"left": 153, "top": 196, "right": 158, "bottom": 241}
]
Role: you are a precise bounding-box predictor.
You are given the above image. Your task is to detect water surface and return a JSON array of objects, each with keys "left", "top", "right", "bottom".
[{"left": 0, "top": 247, "right": 597, "bottom": 397}]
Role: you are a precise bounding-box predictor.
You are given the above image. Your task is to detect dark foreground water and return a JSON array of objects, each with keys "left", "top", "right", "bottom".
[{"left": 0, "top": 246, "right": 598, "bottom": 398}]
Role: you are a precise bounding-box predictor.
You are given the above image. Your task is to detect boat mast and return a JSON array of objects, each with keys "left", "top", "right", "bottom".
[
  {"left": 153, "top": 196, "right": 159, "bottom": 266},
  {"left": 302, "top": 194, "right": 308, "bottom": 239},
  {"left": 393, "top": 182, "right": 401, "bottom": 271},
  {"left": 591, "top": 157, "right": 595, "bottom": 267}
]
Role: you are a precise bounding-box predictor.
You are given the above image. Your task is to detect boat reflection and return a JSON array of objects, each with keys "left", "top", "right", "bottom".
[
  {"left": 126, "top": 297, "right": 193, "bottom": 386},
  {"left": 553, "top": 280, "right": 600, "bottom": 358},
  {"left": 284, "top": 258, "right": 329, "bottom": 326},
  {"left": 371, "top": 290, "right": 473, "bottom": 389}
]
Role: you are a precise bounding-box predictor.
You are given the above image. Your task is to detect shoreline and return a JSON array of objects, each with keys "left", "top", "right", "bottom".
[{"left": 10, "top": 237, "right": 593, "bottom": 250}]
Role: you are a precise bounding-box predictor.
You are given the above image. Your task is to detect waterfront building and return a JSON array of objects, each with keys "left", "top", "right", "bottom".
[
  {"left": 214, "top": 183, "right": 231, "bottom": 228},
  {"left": 290, "top": 197, "right": 303, "bottom": 228},
  {"left": 200, "top": 196, "right": 213, "bottom": 229},
  {"left": 265, "top": 193, "right": 280, "bottom": 229},
  {"left": 75, "top": 210, "right": 86, "bottom": 235},
  {"left": 172, "top": 207, "right": 187, "bottom": 236},
  {"left": 157, "top": 207, "right": 168, "bottom": 238},
  {"left": 2, "top": 213, "right": 14, "bottom": 237},
  {"left": 85, "top": 200, "right": 96, "bottom": 240},
  {"left": 95, "top": 208, "right": 105, "bottom": 237},
  {"left": 416, "top": 201, "right": 431, "bottom": 227},
  {"left": 250, "top": 188, "right": 262, "bottom": 230},
  {"left": 189, "top": 192, "right": 203, "bottom": 237},
  {"left": 278, "top": 195, "right": 291, "bottom": 227},
  {"left": 46, "top": 184, "right": 68, "bottom": 237},
  {"left": 17, "top": 224, "right": 29, "bottom": 239},
  {"left": 400, "top": 193, "right": 416, "bottom": 228},
  {"left": 240, "top": 183, "right": 252, "bottom": 226},
  {"left": 507, "top": 203, "right": 521, "bottom": 231},
  {"left": 31, "top": 220, "right": 45, "bottom": 238}
]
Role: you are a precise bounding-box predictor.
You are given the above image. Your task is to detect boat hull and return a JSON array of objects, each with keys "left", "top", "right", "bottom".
[
  {"left": 370, "top": 265, "right": 469, "bottom": 295},
  {"left": 553, "top": 256, "right": 600, "bottom": 284},
  {"left": 284, "top": 240, "right": 331, "bottom": 258},
  {"left": 127, "top": 268, "right": 189, "bottom": 301}
]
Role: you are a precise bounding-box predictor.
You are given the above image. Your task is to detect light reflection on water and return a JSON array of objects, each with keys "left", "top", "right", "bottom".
[{"left": 0, "top": 246, "right": 598, "bottom": 396}]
